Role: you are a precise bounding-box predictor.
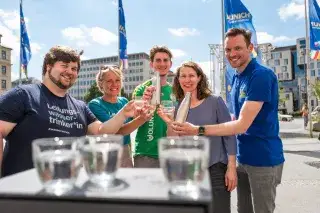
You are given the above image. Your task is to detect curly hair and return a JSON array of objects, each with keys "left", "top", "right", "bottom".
[
  {"left": 42, "top": 46, "right": 82, "bottom": 76},
  {"left": 173, "top": 61, "right": 212, "bottom": 102}
]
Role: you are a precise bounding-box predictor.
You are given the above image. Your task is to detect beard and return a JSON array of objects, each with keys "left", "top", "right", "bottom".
[{"left": 48, "top": 68, "right": 74, "bottom": 90}]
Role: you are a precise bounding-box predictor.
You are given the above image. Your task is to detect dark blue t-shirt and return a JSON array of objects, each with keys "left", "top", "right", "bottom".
[
  {"left": 230, "top": 59, "right": 285, "bottom": 167},
  {"left": 0, "top": 84, "right": 96, "bottom": 177}
]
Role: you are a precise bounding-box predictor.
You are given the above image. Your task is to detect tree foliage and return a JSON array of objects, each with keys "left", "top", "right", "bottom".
[{"left": 84, "top": 82, "right": 103, "bottom": 103}]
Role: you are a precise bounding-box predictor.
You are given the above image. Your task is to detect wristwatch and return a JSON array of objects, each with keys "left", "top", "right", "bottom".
[{"left": 198, "top": 126, "right": 205, "bottom": 136}]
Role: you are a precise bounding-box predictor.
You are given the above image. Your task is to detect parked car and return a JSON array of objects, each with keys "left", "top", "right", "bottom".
[{"left": 278, "top": 113, "right": 293, "bottom": 122}]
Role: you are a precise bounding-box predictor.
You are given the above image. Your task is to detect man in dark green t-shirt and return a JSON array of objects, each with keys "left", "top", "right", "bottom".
[{"left": 132, "top": 45, "right": 173, "bottom": 168}]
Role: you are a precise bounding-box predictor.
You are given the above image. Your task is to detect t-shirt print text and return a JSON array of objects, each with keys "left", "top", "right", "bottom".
[{"left": 47, "top": 103, "right": 84, "bottom": 133}]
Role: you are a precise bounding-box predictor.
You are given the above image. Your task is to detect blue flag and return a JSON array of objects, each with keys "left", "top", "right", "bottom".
[
  {"left": 119, "top": 0, "right": 128, "bottom": 69},
  {"left": 20, "top": 0, "right": 31, "bottom": 78},
  {"left": 309, "top": 0, "right": 320, "bottom": 59},
  {"left": 224, "top": 0, "right": 260, "bottom": 112}
]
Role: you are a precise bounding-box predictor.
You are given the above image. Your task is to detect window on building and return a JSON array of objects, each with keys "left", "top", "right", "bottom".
[
  {"left": 140, "top": 61, "right": 143, "bottom": 66},
  {"left": 129, "top": 77, "right": 132, "bottom": 81},
  {"left": 281, "top": 66, "right": 287, "bottom": 72},
  {"left": 300, "top": 39, "right": 306, "bottom": 45},
  {"left": 1, "top": 80, "right": 6, "bottom": 89},
  {"left": 274, "top": 59, "right": 280, "bottom": 66},
  {"left": 300, "top": 56, "right": 305, "bottom": 64},
  {"left": 1, "top": 50, "right": 6, "bottom": 59},
  {"left": 278, "top": 73, "right": 283, "bottom": 79},
  {"left": 310, "top": 62, "right": 315, "bottom": 69},
  {"left": 311, "top": 70, "right": 316, "bottom": 76},
  {"left": 140, "top": 76, "right": 143, "bottom": 81},
  {"left": 284, "top": 59, "right": 288, "bottom": 65},
  {"left": 285, "top": 73, "right": 289, "bottom": 79},
  {"left": 311, "top": 100, "right": 315, "bottom": 107},
  {"left": 1, "top": 66, "right": 6, "bottom": 75}
]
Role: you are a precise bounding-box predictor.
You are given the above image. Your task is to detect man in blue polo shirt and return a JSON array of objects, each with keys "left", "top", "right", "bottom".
[{"left": 171, "top": 27, "right": 284, "bottom": 213}]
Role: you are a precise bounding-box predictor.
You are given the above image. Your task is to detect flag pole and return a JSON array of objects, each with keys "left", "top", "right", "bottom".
[
  {"left": 118, "top": 0, "right": 121, "bottom": 68},
  {"left": 221, "top": 0, "right": 226, "bottom": 100},
  {"left": 19, "top": 0, "right": 22, "bottom": 85},
  {"left": 304, "top": 0, "right": 313, "bottom": 137}
]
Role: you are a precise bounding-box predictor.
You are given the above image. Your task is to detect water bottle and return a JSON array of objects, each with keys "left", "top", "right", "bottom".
[
  {"left": 175, "top": 92, "right": 191, "bottom": 123},
  {"left": 150, "top": 71, "right": 161, "bottom": 106}
]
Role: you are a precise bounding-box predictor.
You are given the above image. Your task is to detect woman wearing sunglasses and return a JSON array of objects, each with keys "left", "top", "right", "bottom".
[{"left": 88, "top": 65, "right": 152, "bottom": 167}]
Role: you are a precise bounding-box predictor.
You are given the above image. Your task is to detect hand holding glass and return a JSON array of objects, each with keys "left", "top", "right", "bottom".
[{"left": 161, "top": 100, "right": 175, "bottom": 116}]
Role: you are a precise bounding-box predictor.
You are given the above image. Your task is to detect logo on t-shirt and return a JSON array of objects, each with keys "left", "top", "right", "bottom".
[{"left": 239, "top": 88, "right": 247, "bottom": 99}]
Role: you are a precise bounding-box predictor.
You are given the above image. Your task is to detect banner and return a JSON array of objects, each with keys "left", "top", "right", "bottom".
[
  {"left": 224, "top": 0, "right": 260, "bottom": 112},
  {"left": 309, "top": 0, "right": 320, "bottom": 60},
  {"left": 20, "top": 0, "right": 32, "bottom": 79},
  {"left": 119, "top": 0, "right": 128, "bottom": 69}
]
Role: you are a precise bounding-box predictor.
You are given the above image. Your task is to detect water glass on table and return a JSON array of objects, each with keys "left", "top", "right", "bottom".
[
  {"left": 158, "top": 136, "right": 209, "bottom": 199},
  {"left": 79, "top": 134, "right": 123, "bottom": 190},
  {"left": 32, "top": 137, "right": 82, "bottom": 196}
]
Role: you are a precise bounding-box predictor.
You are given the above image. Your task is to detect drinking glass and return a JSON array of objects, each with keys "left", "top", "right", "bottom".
[
  {"left": 79, "top": 134, "right": 123, "bottom": 190},
  {"left": 161, "top": 100, "right": 175, "bottom": 116},
  {"left": 32, "top": 137, "right": 82, "bottom": 196},
  {"left": 158, "top": 136, "right": 209, "bottom": 199},
  {"left": 134, "top": 96, "right": 145, "bottom": 110}
]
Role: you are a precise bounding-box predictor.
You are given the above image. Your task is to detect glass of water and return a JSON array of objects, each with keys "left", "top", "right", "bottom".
[
  {"left": 80, "top": 134, "right": 123, "bottom": 190},
  {"left": 32, "top": 137, "right": 82, "bottom": 196},
  {"left": 134, "top": 96, "right": 145, "bottom": 110},
  {"left": 158, "top": 136, "right": 209, "bottom": 199},
  {"left": 161, "top": 100, "right": 175, "bottom": 116}
]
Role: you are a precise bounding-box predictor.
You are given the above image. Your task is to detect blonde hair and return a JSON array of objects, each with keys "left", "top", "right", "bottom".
[{"left": 96, "top": 65, "right": 123, "bottom": 93}]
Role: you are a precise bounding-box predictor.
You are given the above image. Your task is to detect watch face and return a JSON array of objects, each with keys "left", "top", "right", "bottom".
[{"left": 198, "top": 126, "right": 205, "bottom": 135}]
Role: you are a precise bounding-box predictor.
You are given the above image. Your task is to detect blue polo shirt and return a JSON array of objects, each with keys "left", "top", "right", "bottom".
[{"left": 230, "top": 59, "right": 285, "bottom": 166}]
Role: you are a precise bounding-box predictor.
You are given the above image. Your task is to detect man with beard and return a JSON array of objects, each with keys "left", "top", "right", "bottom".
[
  {"left": 0, "top": 46, "right": 137, "bottom": 177},
  {"left": 132, "top": 45, "right": 173, "bottom": 168}
]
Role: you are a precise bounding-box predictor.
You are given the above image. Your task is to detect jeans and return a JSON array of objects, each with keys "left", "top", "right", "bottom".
[
  {"left": 237, "top": 163, "right": 284, "bottom": 213},
  {"left": 208, "top": 162, "right": 231, "bottom": 213}
]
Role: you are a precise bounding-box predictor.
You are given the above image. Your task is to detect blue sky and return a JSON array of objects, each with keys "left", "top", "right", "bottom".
[{"left": 0, "top": 0, "right": 309, "bottom": 82}]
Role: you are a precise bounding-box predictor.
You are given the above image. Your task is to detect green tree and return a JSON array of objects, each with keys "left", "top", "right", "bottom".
[
  {"left": 312, "top": 80, "right": 320, "bottom": 100},
  {"left": 278, "top": 87, "right": 286, "bottom": 107},
  {"left": 84, "top": 82, "right": 103, "bottom": 103}
]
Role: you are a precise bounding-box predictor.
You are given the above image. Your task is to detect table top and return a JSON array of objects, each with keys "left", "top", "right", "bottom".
[{"left": 0, "top": 168, "right": 212, "bottom": 203}]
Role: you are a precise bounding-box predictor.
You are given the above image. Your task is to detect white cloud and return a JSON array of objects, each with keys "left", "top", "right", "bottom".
[
  {"left": 278, "top": 1, "right": 304, "bottom": 21},
  {"left": 168, "top": 28, "right": 200, "bottom": 37},
  {"left": 257, "top": 32, "right": 296, "bottom": 44},
  {"left": 111, "top": 0, "right": 117, "bottom": 6},
  {"left": 30, "top": 42, "right": 43, "bottom": 54},
  {"left": 0, "top": 9, "right": 41, "bottom": 66},
  {"left": 171, "top": 49, "right": 187, "bottom": 58},
  {"left": 61, "top": 25, "right": 117, "bottom": 47},
  {"left": 61, "top": 27, "right": 86, "bottom": 40},
  {"left": 89, "top": 27, "right": 117, "bottom": 45}
]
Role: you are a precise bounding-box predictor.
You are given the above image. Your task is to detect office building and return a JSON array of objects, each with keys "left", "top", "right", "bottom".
[{"left": 0, "top": 34, "right": 12, "bottom": 95}]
